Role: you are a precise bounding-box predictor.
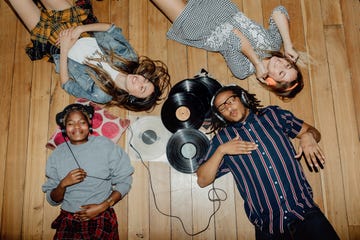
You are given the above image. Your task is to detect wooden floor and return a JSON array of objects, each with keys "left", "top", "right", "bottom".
[{"left": 1, "top": 0, "right": 359, "bottom": 239}]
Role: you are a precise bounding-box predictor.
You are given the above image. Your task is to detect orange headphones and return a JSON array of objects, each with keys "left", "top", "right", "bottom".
[{"left": 265, "top": 77, "right": 298, "bottom": 91}]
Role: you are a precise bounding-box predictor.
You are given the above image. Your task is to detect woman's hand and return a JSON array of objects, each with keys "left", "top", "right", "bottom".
[
  {"left": 254, "top": 61, "right": 268, "bottom": 83},
  {"left": 57, "top": 27, "right": 79, "bottom": 51},
  {"left": 71, "top": 25, "right": 84, "bottom": 40},
  {"left": 60, "top": 168, "right": 87, "bottom": 188},
  {"left": 74, "top": 203, "right": 108, "bottom": 221},
  {"left": 284, "top": 44, "right": 299, "bottom": 63}
]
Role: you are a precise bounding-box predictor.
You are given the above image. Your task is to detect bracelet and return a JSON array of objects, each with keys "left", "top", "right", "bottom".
[{"left": 106, "top": 197, "right": 115, "bottom": 207}]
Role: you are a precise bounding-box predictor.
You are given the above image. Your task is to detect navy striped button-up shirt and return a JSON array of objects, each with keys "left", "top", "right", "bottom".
[{"left": 201, "top": 106, "right": 316, "bottom": 234}]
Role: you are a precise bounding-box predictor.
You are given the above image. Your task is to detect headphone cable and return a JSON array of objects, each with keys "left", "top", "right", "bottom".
[
  {"left": 128, "top": 125, "right": 227, "bottom": 236},
  {"left": 63, "top": 136, "right": 111, "bottom": 181}
]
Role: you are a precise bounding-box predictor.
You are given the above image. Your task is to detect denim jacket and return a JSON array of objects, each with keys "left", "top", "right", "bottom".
[{"left": 53, "top": 24, "right": 138, "bottom": 103}]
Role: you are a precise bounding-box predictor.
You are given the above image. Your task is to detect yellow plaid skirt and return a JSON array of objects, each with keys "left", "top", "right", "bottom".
[{"left": 26, "top": 1, "right": 97, "bottom": 61}]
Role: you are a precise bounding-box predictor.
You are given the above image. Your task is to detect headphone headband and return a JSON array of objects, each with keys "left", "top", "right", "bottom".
[{"left": 56, "top": 104, "right": 94, "bottom": 135}]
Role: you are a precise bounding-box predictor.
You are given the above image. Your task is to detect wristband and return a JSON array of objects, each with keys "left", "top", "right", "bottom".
[{"left": 106, "top": 197, "right": 115, "bottom": 207}]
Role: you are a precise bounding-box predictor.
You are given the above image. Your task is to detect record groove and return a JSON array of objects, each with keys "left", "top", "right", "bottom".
[
  {"left": 166, "top": 128, "right": 210, "bottom": 174},
  {"left": 195, "top": 75, "right": 222, "bottom": 99},
  {"left": 169, "top": 79, "right": 211, "bottom": 113}
]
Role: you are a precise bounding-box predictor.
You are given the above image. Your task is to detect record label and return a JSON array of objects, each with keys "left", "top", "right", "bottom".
[
  {"left": 161, "top": 92, "right": 206, "bottom": 133},
  {"left": 175, "top": 106, "right": 191, "bottom": 121}
]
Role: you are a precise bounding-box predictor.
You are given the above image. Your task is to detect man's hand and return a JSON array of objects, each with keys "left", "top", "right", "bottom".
[
  {"left": 296, "top": 132, "right": 325, "bottom": 172},
  {"left": 220, "top": 136, "right": 258, "bottom": 155}
]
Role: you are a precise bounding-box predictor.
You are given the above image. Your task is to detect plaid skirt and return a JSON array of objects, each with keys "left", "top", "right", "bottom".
[
  {"left": 51, "top": 208, "right": 119, "bottom": 240},
  {"left": 26, "top": 0, "right": 98, "bottom": 61}
]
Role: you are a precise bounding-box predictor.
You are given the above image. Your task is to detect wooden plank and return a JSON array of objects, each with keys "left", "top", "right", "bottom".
[
  {"left": 42, "top": 67, "right": 70, "bottom": 239},
  {"left": 147, "top": 2, "right": 172, "bottom": 239},
  {"left": 1, "top": 20, "right": 32, "bottom": 238},
  {"left": 281, "top": 0, "right": 324, "bottom": 208},
  {"left": 340, "top": 0, "right": 360, "bottom": 138},
  {"left": 93, "top": 0, "right": 110, "bottom": 23},
  {"left": 22, "top": 60, "right": 52, "bottom": 238},
  {"left": 170, "top": 170, "right": 192, "bottom": 240},
  {"left": 320, "top": 0, "right": 342, "bottom": 26},
  {"left": 349, "top": 225, "right": 360, "bottom": 240},
  {"left": 109, "top": 1, "right": 131, "bottom": 238},
  {"left": 302, "top": 0, "right": 348, "bottom": 238},
  {"left": 325, "top": 26, "right": 360, "bottom": 226},
  {"left": 212, "top": 175, "right": 238, "bottom": 239},
  {"left": 235, "top": 190, "right": 255, "bottom": 239},
  {"left": 0, "top": 0, "right": 17, "bottom": 231},
  {"left": 127, "top": 1, "right": 150, "bottom": 239}
]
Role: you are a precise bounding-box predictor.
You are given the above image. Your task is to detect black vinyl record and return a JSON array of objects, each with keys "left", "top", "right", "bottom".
[
  {"left": 161, "top": 92, "right": 206, "bottom": 133},
  {"left": 166, "top": 128, "right": 210, "bottom": 174},
  {"left": 169, "top": 79, "right": 211, "bottom": 113},
  {"left": 194, "top": 75, "right": 222, "bottom": 99}
]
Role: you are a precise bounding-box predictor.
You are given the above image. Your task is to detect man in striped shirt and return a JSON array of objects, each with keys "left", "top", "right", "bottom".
[{"left": 197, "top": 85, "right": 339, "bottom": 240}]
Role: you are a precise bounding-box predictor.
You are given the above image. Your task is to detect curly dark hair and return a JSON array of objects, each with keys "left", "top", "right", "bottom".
[
  {"left": 86, "top": 54, "right": 171, "bottom": 112},
  {"left": 209, "top": 85, "right": 262, "bottom": 133}
]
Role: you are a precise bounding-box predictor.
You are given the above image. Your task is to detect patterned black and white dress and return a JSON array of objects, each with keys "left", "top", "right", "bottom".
[{"left": 167, "top": 0, "right": 289, "bottom": 79}]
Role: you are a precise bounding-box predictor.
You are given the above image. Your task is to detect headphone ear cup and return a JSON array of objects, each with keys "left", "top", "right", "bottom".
[
  {"left": 240, "top": 90, "right": 250, "bottom": 109},
  {"left": 84, "top": 105, "right": 94, "bottom": 119},
  {"left": 128, "top": 95, "right": 137, "bottom": 104},
  {"left": 61, "top": 128, "right": 67, "bottom": 137},
  {"left": 214, "top": 112, "right": 226, "bottom": 124}
]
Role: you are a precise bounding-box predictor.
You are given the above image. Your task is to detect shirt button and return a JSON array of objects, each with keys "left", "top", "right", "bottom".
[
  {"left": 280, "top": 196, "right": 283, "bottom": 199},
  {"left": 284, "top": 216, "right": 287, "bottom": 220},
  {"left": 262, "top": 152, "right": 265, "bottom": 155},
  {"left": 274, "top": 181, "right": 278, "bottom": 184},
  {"left": 285, "top": 210, "right": 288, "bottom": 213},
  {"left": 255, "top": 140, "right": 258, "bottom": 143},
  {"left": 269, "top": 166, "right": 272, "bottom": 169},
  {"left": 248, "top": 129, "right": 251, "bottom": 131}
]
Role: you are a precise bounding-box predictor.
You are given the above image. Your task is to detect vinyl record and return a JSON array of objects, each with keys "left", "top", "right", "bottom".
[
  {"left": 169, "top": 79, "right": 211, "bottom": 113},
  {"left": 195, "top": 75, "right": 222, "bottom": 98},
  {"left": 130, "top": 116, "right": 172, "bottom": 161},
  {"left": 166, "top": 128, "right": 209, "bottom": 173},
  {"left": 161, "top": 92, "right": 206, "bottom": 133}
]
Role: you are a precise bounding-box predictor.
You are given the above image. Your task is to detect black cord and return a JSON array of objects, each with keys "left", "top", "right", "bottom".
[
  {"left": 128, "top": 125, "right": 227, "bottom": 236},
  {"left": 64, "top": 136, "right": 111, "bottom": 181}
]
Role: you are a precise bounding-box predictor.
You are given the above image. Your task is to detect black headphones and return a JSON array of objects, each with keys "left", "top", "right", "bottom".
[
  {"left": 210, "top": 85, "right": 250, "bottom": 123},
  {"left": 56, "top": 104, "right": 95, "bottom": 137}
]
